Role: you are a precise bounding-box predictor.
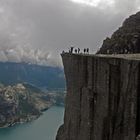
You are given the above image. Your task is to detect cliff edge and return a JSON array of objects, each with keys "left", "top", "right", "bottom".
[{"left": 56, "top": 53, "right": 140, "bottom": 140}]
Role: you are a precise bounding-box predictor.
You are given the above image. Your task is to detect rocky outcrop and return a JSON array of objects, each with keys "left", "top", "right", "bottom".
[
  {"left": 56, "top": 53, "right": 140, "bottom": 140},
  {"left": 97, "top": 12, "right": 140, "bottom": 54},
  {"left": 0, "top": 83, "right": 52, "bottom": 128}
]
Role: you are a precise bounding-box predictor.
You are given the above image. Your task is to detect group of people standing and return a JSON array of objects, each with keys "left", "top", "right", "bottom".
[{"left": 62, "top": 47, "right": 89, "bottom": 54}]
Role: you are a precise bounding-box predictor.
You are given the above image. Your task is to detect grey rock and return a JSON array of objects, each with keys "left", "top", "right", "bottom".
[
  {"left": 97, "top": 11, "right": 140, "bottom": 54},
  {"left": 56, "top": 53, "right": 140, "bottom": 140},
  {"left": 136, "top": 135, "right": 140, "bottom": 140}
]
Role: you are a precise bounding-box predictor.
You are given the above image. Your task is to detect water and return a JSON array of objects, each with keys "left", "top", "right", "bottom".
[{"left": 0, "top": 106, "right": 64, "bottom": 140}]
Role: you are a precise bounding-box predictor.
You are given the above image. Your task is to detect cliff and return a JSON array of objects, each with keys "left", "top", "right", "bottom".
[
  {"left": 56, "top": 53, "right": 140, "bottom": 140},
  {"left": 97, "top": 12, "right": 140, "bottom": 54}
]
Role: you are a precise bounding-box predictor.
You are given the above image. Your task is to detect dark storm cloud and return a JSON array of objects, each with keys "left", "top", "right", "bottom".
[{"left": 0, "top": 0, "right": 139, "bottom": 66}]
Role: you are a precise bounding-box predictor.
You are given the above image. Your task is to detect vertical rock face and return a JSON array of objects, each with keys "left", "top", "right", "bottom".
[{"left": 56, "top": 53, "right": 140, "bottom": 140}]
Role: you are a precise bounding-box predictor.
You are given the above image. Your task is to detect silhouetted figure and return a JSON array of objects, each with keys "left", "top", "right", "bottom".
[
  {"left": 84, "top": 48, "right": 86, "bottom": 54},
  {"left": 62, "top": 50, "right": 65, "bottom": 54},
  {"left": 78, "top": 48, "right": 80, "bottom": 53},
  {"left": 75, "top": 49, "right": 77, "bottom": 53},
  {"left": 87, "top": 48, "right": 89, "bottom": 54},
  {"left": 70, "top": 46, "right": 74, "bottom": 53}
]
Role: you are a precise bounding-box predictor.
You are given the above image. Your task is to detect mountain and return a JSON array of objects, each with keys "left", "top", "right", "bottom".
[
  {"left": 0, "top": 83, "right": 53, "bottom": 128},
  {"left": 97, "top": 12, "right": 140, "bottom": 54},
  {"left": 56, "top": 12, "right": 140, "bottom": 140},
  {"left": 0, "top": 62, "right": 65, "bottom": 90},
  {"left": 57, "top": 53, "right": 140, "bottom": 140}
]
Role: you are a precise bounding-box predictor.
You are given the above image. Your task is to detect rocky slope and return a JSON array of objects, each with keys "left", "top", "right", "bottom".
[
  {"left": 97, "top": 12, "right": 140, "bottom": 54},
  {"left": 0, "top": 83, "right": 52, "bottom": 128},
  {"left": 56, "top": 53, "right": 140, "bottom": 140},
  {"left": 47, "top": 90, "right": 66, "bottom": 106}
]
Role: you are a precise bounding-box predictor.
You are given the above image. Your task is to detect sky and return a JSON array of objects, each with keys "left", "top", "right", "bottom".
[{"left": 0, "top": 0, "right": 140, "bottom": 67}]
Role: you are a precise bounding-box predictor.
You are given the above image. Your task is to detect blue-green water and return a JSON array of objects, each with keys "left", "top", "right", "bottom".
[{"left": 0, "top": 106, "right": 64, "bottom": 140}]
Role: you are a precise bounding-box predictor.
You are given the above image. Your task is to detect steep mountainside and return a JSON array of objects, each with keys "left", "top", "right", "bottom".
[
  {"left": 0, "top": 83, "right": 52, "bottom": 128},
  {"left": 97, "top": 12, "right": 140, "bottom": 54},
  {"left": 56, "top": 53, "right": 140, "bottom": 140},
  {"left": 0, "top": 62, "right": 65, "bottom": 90},
  {"left": 56, "top": 12, "right": 140, "bottom": 140}
]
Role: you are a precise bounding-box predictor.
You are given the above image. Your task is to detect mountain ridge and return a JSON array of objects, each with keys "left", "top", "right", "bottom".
[
  {"left": 0, "top": 62, "right": 65, "bottom": 90},
  {"left": 97, "top": 11, "right": 140, "bottom": 54}
]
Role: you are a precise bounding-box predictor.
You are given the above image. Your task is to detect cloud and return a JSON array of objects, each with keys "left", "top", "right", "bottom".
[{"left": 0, "top": 0, "right": 139, "bottom": 66}]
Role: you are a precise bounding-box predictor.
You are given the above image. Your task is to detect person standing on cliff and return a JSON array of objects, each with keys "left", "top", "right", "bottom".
[
  {"left": 84, "top": 48, "right": 86, "bottom": 54},
  {"left": 87, "top": 48, "right": 89, "bottom": 54},
  {"left": 78, "top": 48, "right": 80, "bottom": 53},
  {"left": 75, "top": 49, "right": 77, "bottom": 53},
  {"left": 70, "top": 46, "right": 74, "bottom": 53}
]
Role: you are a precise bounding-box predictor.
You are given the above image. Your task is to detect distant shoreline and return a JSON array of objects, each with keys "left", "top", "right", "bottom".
[
  {"left": 0, "top": 105, "right": 63, "bottom": 129},
  {"left": 0, "top": 115, "right": 40, "bottom": 129}
]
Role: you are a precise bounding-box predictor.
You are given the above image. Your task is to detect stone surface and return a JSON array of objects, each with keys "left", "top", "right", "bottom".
[
  {"left": 97, "top": 12, "right": 140, "bottom": 54},
  {"left": 56, "top": 53, "right": 140, "bottom": 140}
]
